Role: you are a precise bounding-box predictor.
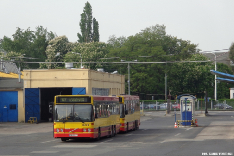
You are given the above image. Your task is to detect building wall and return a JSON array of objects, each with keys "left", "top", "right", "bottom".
[
  {"left": 18, "top": 90, "right": 24, "bottom": 122},
  {"left": 88, "top": 70, "right": 125, "bottom": 95},
  {"left": 23, "top": 69, "right": 125, "bottom": 95},
  {"left": 230, "top": 88, "right": 234, "bottom": 99}
]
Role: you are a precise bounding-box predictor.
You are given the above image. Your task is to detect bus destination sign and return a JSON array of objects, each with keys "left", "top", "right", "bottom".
[{"left": 58, "top": 97, "right": 90, "bottom": 103}]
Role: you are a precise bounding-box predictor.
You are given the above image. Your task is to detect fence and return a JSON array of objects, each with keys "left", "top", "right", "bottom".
[{"left": 140, "top": 100, "right": 234, "bottom": 111}]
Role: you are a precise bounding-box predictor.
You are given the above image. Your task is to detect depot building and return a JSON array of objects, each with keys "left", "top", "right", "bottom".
[{"left": 0, "top": 66, "right": 125, "bottom": 123}]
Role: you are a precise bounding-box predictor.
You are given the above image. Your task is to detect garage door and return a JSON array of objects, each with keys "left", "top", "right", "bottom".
[
  {"left": 25, "top": 88, "right": 40, "bottom": 122},
  {"left": 0, "top": 91, "right": 18, "bottom": 122}
]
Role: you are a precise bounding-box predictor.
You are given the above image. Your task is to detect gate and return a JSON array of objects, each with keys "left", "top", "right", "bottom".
[
  {"left": 25, "top": 88, "right": 40, "bottom": 122},
  {"left": 0, "top": 91, "right": 18, "bottom": 122}
]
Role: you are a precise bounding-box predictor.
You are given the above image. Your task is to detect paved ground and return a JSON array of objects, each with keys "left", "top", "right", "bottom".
[
  {"left": 0, "top": 122, "right": 52, "bottom": 134},
  {"left": 0, "top": 111, "right": 229, "bottom": 134}
]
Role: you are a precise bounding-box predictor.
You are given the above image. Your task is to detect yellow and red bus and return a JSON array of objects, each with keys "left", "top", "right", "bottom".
[
  {"left": 119, "top": 95, "right": 140, "bottom": 132},
  {"left": 53, "top": 95, "right": 120, "bottom": 141}
]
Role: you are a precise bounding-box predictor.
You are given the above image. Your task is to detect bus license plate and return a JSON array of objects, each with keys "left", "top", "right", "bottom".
[{"left": 69, "top": 134, "right": 78, "bottom": 137}]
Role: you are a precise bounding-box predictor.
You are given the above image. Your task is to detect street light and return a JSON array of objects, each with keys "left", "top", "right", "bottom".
[
  {"left": 200, "top": 49, "right": 229, "bottom": 100},
  {"left": 121, "top": 59, "right": 137, "bottom": 95},
  {"left": 72, "top": 52, "right": 82, "bottom": 68}
]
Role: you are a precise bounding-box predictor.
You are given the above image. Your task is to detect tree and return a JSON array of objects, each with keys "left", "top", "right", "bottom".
[
  {"left": 0, "top": 26, "right": 56, "bottom": 69},
  {"left": 64, "top": 42, "right": 108, "bottom": 70},
  {"left": 77, "top": 1, "right": 99, "bottom": 43},
  {"left": 93, "top": 18, "right": 99, "bottom": 42},
  {"left": 216, "top": 63, "right": 233, "bottom": 99},
  {"left": 106, "top": 24, "right": 198, "bottom": 98},
  {"left": 168, "top": 54, "right": 214, "bottom": 98},
  {"left": 41, "top": 36, "right": 74, "bottom": 69}
]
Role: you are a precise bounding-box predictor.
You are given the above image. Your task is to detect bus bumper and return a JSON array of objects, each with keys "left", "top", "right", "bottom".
[{"left": 54, "top": 133, "right": 95, "bottom": 138}]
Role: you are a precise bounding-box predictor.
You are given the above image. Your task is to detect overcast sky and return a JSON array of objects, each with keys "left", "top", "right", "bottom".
[{"left": 1, "top": 0, "right": 234, "bottom": 52}]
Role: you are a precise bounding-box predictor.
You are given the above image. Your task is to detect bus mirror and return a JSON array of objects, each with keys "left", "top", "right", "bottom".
[{"left": 125, "top": 110, "right": 128, "bottom": 115}]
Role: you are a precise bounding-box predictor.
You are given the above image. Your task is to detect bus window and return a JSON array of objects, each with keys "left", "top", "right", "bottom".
[
  {"left": 54, "top": 104, "right": 92, "bottom": 122},
  {"left": 55, "top": 105, "right": 73, "bottom": 122},
  {"left": 74, "top": 105, "right": 92, "bottom": 122}
]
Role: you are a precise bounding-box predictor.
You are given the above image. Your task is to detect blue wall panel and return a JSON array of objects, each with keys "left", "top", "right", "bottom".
[
  {"left": 72, "top": 88, "right": 86, "bottom": 95},
  {"left": 0, "top": 91, "right": 18, "bottom": 122}
]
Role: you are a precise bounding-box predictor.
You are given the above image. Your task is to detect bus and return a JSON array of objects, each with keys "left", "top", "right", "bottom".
[
  {"left": 53, "top": 95, "right": 120, "bottom": 141},
  {"left": 118, "top": 95, "right": 140, "bottom": 132}
]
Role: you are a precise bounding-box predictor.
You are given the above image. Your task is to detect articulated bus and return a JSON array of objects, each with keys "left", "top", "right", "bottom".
[
  {"left": 119, "top": 95, "right": 140, "bottom": 132},
  {"left": 53, "top": 95, "right": 120, "bottom": 141}
]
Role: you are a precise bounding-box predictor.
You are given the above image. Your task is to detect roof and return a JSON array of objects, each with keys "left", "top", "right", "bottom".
[
  {"left": 210, "top": 70, "right": 234, "bottom": 79},
  {"left": 200, "top": 51, "right": 230, "bottom": 65},
  {"left": 177, "top": 94, "right": 196, "bottom": 100},
  {"left": 210, "top": 70, "right": 234, "bottom": 84},
  {"left": 216, "top": 77, "right": 234, "bottom": 83},
  {"left": 0, "top": 71, "right": 24, "bottom": 79},
  {"left": 0, "top": 60, "right": 21, "bottom": 74}
]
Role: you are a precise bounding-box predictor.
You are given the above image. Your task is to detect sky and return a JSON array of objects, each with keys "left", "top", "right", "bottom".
[{"left": 1, "top": 0, "right": 234, "bottom": 52}]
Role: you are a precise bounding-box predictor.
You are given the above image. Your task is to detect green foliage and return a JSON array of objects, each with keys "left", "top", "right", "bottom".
[
  {"left": 168, "top": 54, "right": 213, "bottom": 98},
  {"left": 93, "top": 18, "right": 99, "bottom": 42},
  {"left": 106, "top": 24, "right": 198, "bottom": 97},
  {"left": 216, "top": 63, "right": 233, "bottom": 99},
  {"left": 64, "top": 42, "right": 108, "bottom": 69},
  {"left": 0, "top": 26, "right": 56, "bottom": 69},
  {"left": 41, "top": 36, "right": 74, "bottom": 69},
  {"left": 77, "top": 2, "right": 99, "bottom": 43}
]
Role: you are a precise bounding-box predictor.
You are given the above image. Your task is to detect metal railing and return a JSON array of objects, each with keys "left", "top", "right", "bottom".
[{"left": 140, "top": 100, "right": 234, "bottom": 111}]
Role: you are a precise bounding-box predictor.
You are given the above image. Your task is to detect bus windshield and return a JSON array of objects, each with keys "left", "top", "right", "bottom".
[{"left": 55, "top": 104, "right": 92, "bottom": 122}]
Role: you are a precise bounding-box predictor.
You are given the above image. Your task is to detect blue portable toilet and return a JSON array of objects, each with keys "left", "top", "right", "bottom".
[{"left": 177, "top": 94, "right": 196, "bottom": 126}]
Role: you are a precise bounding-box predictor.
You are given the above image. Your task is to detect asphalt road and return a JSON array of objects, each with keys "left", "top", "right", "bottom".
[{"left": 0, "top": 111, "right": 234, "bottom": 156}]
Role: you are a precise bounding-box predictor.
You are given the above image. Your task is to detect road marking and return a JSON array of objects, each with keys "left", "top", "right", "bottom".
[
  {"left": 100, "top": 139, "right": 113, "bottom": 143},
  {"left": 41, "top": 140, "right": 57, "bottom": 143},
  {"left": 175, "top": 133, "right": 181, "bottom": 136},
  {"left": 161, "top": 139, "right": 204, "bottom": 143},
  {"left": 124, "top": 134, "right": 133, "bottom": 136},
  {"left": 186, "top": 127, "right": 193, "bottom": 131},
  {"left": 0, "top": 155, "right": 29, "bottom": 156},
  {"left": 130, "top": 142, "right": 144, "bottom": 144},
  {"left": 53, "top": 145, "right": 97, "bottom": 148},
  {"left": 31, "top": 151, "right": 58, "bottom": 153}
]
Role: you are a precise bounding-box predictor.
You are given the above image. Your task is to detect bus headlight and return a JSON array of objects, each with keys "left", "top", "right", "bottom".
[
  {"left": 88, "top": 129, "right": 91, "bottom": 132},
  {"left": 60, "top": 129, "right": 63, "bottom": 132},
  {"left": 83, "top": 129, "right": 87, "bottom": 132},
  {"left": 57, "top": 129, "right": 59, "bottom": 132}
]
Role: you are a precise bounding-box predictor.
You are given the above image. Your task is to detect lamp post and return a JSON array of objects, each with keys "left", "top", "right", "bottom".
[
  {"left": 121, "top": 59, "right": 137, "bottom": 95},
  {"left": 72, "top": 52, "right": 82, "bottom": 68}
]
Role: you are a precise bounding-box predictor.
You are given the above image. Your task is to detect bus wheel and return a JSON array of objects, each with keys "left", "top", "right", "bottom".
[{"left": 61, "top": 138, "right": 67, "bottom": 142}]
